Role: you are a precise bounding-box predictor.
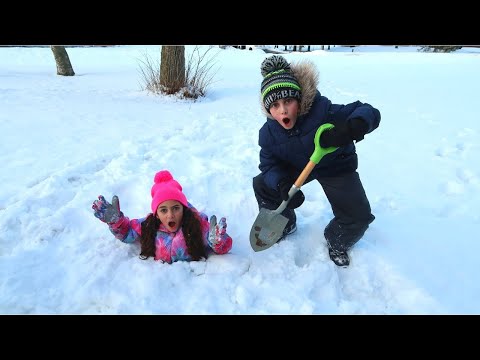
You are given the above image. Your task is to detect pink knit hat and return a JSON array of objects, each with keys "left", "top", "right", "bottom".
[{"left": 150, "top": 170, "right": 188, "bottom": 213}]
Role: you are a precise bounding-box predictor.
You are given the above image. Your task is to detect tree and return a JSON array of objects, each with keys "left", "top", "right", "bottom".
[
  {"left": 50, "top": 46, "right": 75, "bottom": 76},
  {"left": 160, "top": 46, "right": 185, "bottom": 94},
  {"left": 138, "top": 46, "right": 219, "bottom": 99}
]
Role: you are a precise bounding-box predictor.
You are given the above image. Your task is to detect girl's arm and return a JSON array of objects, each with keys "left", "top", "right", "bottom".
[
  {"left": 108, "top": 217, "right": 143, "bottom": 244},
  {"left": 92, "top": 195, "right": 143, "bottom": 244}
]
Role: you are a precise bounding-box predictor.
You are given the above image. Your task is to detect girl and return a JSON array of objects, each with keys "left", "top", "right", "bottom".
[{"left": 92, "top": 170, "right": 232, "bottom": 263}]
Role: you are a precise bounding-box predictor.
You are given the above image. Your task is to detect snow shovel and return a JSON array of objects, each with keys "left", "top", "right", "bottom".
[{"left": 249, "top": 123, "right": 338, "bottom": 252}]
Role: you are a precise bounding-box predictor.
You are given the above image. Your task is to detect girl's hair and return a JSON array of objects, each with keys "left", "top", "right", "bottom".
[{"left": 139, "top": 206, "right": 207, "bottom": 261}]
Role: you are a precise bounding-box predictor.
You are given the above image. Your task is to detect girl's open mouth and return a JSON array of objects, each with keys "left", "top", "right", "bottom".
[{"left": 168, "top": 221, "right": 176, "bottom": 228}]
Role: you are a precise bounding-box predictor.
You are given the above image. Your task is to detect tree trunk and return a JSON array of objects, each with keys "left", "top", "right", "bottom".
[
  {"left": 160, "top": 46, "right": 185, "bottom": 94},
  {"left": 51, "top": 46, "right": 75, "bottom": 76}
]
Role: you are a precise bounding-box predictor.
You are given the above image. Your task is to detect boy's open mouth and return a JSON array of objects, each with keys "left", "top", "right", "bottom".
[{"left": 282, "top": 117, "right": 290, "bottom": 125}]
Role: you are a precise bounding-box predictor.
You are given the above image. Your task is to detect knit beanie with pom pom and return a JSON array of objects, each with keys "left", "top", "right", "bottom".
[
  {"left": 260, "top": 55, "right": 302, "bottom": 112},
  {"left": 150, "top": 170, "right": 188, "bottom": 213}
]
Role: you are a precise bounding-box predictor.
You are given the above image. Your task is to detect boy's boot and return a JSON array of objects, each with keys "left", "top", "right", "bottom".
[{"left": 327, "top": 244, "right": 350, "bottom": 267}]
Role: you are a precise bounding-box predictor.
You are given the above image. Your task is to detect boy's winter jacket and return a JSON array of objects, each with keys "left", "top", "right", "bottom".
[{"left": 258, "top": 60, "right": 381, "bottom": 189}]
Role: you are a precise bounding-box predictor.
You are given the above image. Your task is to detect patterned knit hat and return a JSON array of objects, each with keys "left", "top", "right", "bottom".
[
  {"left": 150, "top": 170, "right": 188, "bottom": 213},
  {"left": 260, "top": 55, "right": 302, "bottom": 112}
]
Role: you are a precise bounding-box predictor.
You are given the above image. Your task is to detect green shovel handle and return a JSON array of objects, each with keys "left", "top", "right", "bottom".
[{"left": 310, "top": 123, "right": 338, "bottom": 164}]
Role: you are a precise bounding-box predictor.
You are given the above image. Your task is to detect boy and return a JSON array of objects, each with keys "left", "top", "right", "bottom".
[{"left": 252, "top": 55, "right": 381, "bottom": 267}]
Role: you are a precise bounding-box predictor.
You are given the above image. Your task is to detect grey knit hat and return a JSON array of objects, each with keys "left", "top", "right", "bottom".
[{"left": 260, "top": 55, "right": 302, "bottom": 112}]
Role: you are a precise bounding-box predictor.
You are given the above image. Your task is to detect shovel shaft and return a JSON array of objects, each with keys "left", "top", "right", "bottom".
[{"left": 294, "top": 160, "right": 316, "bottom": 188}]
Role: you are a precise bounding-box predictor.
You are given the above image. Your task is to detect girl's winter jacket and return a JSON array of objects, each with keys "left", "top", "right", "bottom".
[{"left": 108, "top": 203, "right": 232, "bottom": 263}]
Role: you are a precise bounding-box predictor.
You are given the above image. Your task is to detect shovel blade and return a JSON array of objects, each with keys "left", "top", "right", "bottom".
[{"left": 249, "top": 208, "right": 289, "bottom": 252}]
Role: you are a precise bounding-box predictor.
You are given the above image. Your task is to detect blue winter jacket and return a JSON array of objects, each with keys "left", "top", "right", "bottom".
[{"left": 258, "top": 90, "right": 381, "bottom": 189}]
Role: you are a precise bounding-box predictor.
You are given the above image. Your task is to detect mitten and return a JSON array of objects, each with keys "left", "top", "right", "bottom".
[
  {"left": 278, "top": 179, "right": 305, "bottom": 209},
  {"left": 319, "top": 124, "right": 351, "bottom": 148},
  {"left": 320, "top": 119, "right": 368, "bottom": 147},
  {"left": 348, "top": 118, "right": 369, "bottom": 142},
  {"left": 92, "top": 195, "right": 123, "bottom": 224}
]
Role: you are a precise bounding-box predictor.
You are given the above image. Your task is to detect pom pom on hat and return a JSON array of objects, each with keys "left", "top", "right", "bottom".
[
  {"left": 150, "top": 170, "right": 188, "bottom": 213},
  {"left": 260, "top": 55, "right": 302, "bottom": 112},
  {"left": 260, "top": 55, "right": 291, "bottom": 77},
  {"left": 152, "top": 170, "right": 177, "bottom": 192}
]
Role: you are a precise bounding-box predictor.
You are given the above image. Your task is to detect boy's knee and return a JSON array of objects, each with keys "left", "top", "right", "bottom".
[{"left": 252, "top": 174, "right": 264, "bottom": 190}]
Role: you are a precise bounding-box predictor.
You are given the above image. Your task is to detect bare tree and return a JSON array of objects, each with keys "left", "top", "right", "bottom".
[
  {"left": 160, "top": 46, "right": 185, "bottom": 94},
  {"left": 138, "top": 46, "right": 219, "bottom": 100},
  {"left": 51, "top": 46, "right": 75, "bottom": 76}
]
